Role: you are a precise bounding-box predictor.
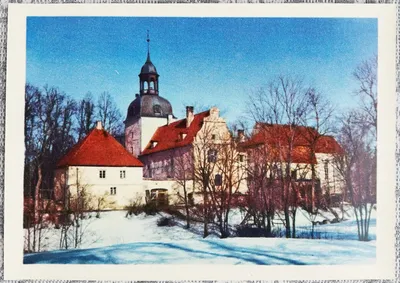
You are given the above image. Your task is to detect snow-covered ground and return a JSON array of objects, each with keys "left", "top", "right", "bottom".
[{"left": 24, "top": 207, "right": 376, "bottom": 265}]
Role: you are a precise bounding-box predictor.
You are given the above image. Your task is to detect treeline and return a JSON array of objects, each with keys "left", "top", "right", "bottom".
[
  {"left": 171, "top": 57, "right": 377, "bottom": 242},
  {"left": 24, "top": 83, "right": 124, "bottom": 200}
]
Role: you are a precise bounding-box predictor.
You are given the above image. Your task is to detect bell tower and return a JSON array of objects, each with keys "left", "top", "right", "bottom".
[
  {"left": 139, "top": 31, "right": 159, "bottom": 96},
  {"left": 124, "top": 32, "right": 174, "bottom": 158}
]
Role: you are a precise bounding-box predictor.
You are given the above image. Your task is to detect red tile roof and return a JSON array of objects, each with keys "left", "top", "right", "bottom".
[
  {"left": 141, "top": 110, "right": 210, "bottom": 155},
  {"left": 240, "top": 123, "right": 343, "bottom": 164},
  {"left": 57, "top": 128, "right": 143, "bottom": 168}
]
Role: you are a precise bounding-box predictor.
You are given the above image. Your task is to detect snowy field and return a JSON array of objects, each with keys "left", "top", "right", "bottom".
[{"left": 24, "top": 207, "right": 376, "bottom": 265}]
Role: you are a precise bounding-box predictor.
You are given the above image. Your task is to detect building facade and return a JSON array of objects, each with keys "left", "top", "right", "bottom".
[{"left": 54, "top": 121, "right": 144, "bottom": 209}]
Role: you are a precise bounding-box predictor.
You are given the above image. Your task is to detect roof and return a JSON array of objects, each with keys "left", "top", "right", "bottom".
[
  {"left": 141, "top": 110, "right": 210, "bottom": 155},
  {"left": 57, "top": 128, "right": 144, "bottom": 168},
  {"left": 126, "top": 94, "right": 174, "bottom": 120},
  {"left": 240, "top": 123, "right": 343, "bottom": 164},
  {"left": 140, "top": 54, "right": 158, "bottom": 75}
]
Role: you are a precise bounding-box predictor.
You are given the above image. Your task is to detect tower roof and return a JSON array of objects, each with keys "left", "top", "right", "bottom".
[
  {"left": 126, "top": 94, "right": 174, "bottom": 120},
  {"left": 140, "top": 59, "right": 158, "bottom": 75},
  {"left": 140, "top": 31, "right": 158, "bottom": 75},
  {"left": 57, "top": 124, "right": 143, "bottom": 168}
]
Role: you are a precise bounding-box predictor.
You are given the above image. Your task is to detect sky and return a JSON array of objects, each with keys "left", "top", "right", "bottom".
[{"left": 26, "top": 17, "right": 377, "bottom": 123}]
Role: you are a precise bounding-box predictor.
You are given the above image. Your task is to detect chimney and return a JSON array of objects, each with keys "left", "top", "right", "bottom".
[
  {"left": 96, "top": 121, "right": 103, "bottom": 130},
  {"left": 237, "top": 129, "right": 245, "bottom": 142},
  {"left": 186, "top": 106, "right": 194, "bottom": 128},
  {"left": 167, "top": 114, "right": 173, "bottom": 125}
]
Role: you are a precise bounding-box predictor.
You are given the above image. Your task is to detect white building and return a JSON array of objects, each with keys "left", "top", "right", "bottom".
[{"left": 54, "top": 121, "right": 144, "bottom": 209}]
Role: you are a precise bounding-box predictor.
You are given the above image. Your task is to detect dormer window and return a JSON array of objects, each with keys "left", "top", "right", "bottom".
[
  {"left": 153, "top": 104, "right": 162, "bottom": 115},
  {"left": 151, "top": 141, "right": 158, "bottom": 148},
  {"left": 180, "top": 133, "right": 187, "bottom": 140}
]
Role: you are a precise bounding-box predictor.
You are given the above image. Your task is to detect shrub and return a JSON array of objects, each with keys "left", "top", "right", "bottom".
[
  {"left": 125, "top": 203, "right": 144, "bottom": 217},
  {"left": 235, "top": 225, "right": 275, "bottom": 238},
  {"left": 143, "top": 202, "right": 159, "bottom": 216},
  {"left": 157, "top": 216, "right": 175, "bottom": 227}
]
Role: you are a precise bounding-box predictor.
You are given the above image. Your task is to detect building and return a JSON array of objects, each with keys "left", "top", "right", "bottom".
[
  {"left": 124, "top": 36, "right": 175, "bottom": 158},
  {"left": 54, "top": 36, "right": 343, "bottom": 210},
  {"left": 239, "top": 122, "right": 344, "bottom": 207},
  {"left": 139, "top": 105, "right": 248, "bottom": 204},
  {"left": 54, "top": 121, "right": 144, "bottom": 209}
]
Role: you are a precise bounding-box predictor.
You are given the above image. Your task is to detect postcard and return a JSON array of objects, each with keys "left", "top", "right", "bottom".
[{"left": 3, "top": 3, "right": 397, "bottom": 281}]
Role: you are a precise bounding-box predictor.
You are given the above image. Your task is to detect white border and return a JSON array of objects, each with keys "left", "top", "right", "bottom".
[{"left": 4, "top": 3, "right": 397, "bottom": 281}]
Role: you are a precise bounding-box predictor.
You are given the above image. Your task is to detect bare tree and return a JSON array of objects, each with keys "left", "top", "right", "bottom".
[
  {"left": 172, "top": 147, "right": 194, "bottom": 228},
  {"left": 24, "top": 83, "right": 77, "bottom": 252},
  {"left": 192, "top": 123, "right": 218, "bottom": 238},
  {"left": 302, "top": 88, "right": 335, "bottom": 212},
  {"left": 334, "top": 112, "right": 375, "bottom": 241},
  {"left": 96, "top": 91, "right": 123, "bottom": 135},
  {"left": 352, "top": 56, "right": 377, "bottom": 132},
  {"left": 59, "top": 171, "right": 97, "bottom": 250},
  {"left": 246, "top": 75, "right": 311, "bottom": 238},
  {"left": 76, "top": 92, "right": 95, "bottom": 141},
  {"left": 241, "top": 134, "right": 280, "bottom": 236},
  {"left": 207, "top": 134, "right": 246, "bottom": 238},
  {"left": 332, "top": 56, "right": 377, "bottom": 241}
]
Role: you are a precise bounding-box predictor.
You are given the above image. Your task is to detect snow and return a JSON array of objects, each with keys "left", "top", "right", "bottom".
[
  {"left": 24, "top": 237, "right": 375, "bottom": 265},
  {"left": 24, "top": 206, "right": 376, "bottom": 265}
]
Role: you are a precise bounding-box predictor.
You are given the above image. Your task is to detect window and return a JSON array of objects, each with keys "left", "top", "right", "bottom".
[
  {"left": 291, "top": 170, "right": 297, "bottom": 180},
  {"left": 324, "top": 161, "right": 329, "bottom": 180},
  {"left": 148, "top": 165, "right": 152, "bottom": 178},
  {"left": 211, "top": 134, "right": 216, "bottom": 140},
  {"left": 215, "top": 174, "right": 222, "bottom": 186},
  {"left": 207, "top": 149, "right": 218, "bottom": 163},
  {"left": 153, "top": 104, "right": 162, "bottom": 115},
  {"left": 110, "top": 187, "right": 117, "bottom": 195},
  {"left": 120, "top": 170, "right": 126, "bottom": 179},
  {"left": 188, "top": 192, "right": 194, "bottom": 206},
  {"left": 238, "top": 155, "right": 244, "bottom": 162},
  {"left": 99, "top": 170, "right": 106, "bottom": 179}
]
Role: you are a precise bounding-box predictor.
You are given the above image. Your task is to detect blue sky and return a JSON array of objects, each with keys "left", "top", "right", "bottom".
[{"left": 26, "top": 17, "right": 377, "bottom": 122}]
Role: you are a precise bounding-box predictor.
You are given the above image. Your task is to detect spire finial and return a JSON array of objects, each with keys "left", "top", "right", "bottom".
[{"left": 146, "top": 30, "right": 151, "bottom": 62}]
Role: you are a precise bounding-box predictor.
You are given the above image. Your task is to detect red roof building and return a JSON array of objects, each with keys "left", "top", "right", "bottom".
[
  {"left": 57, "top": 122, "right": 143, "bottom": 168},
  {"left": 240, "top": 123, "right": 343, "bottom": 164},
  {"left": 141, "top": 109, "right": 210, "bottom": 156}
]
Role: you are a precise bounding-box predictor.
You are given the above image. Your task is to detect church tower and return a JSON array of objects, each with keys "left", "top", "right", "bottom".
[{"left": 124, "top": 33, "right": 174, "bottom": 157}]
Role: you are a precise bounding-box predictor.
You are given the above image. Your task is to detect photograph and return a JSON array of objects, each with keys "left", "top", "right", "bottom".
[
  {"left": 3, "top": 3, "right": 396, "bottom": 281},
  {"left": 22, "top": 15, "right": 378, "bottom": 265}
]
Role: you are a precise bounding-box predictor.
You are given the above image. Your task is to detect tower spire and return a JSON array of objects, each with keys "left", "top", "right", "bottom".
[{"left": 146, "top": 30, "right": 151, "bottom": 62}]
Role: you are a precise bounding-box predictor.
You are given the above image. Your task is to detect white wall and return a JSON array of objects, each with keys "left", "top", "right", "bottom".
[
  {"left": 141, "top": 116, "right": 168, "bottom": 151},
  {"left": 66, "top": 166, "right": 144, "bottom": 209},
  {"left": 315, "top": 153, "right": 344, "bottom": 195}
]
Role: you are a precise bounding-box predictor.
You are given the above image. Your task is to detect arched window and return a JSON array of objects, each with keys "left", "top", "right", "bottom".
[
  {"left": 149, "top": 81, "right": 155, "bottom": 90},
  {"left": 144, "top": 81, "right": 148, "bottom": 90},
  {"left": 153, "top": 104, "right": 162, "bottom": 115},
  {"left": 215, "top": 174, "right": 222, "bottom": 186}
]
